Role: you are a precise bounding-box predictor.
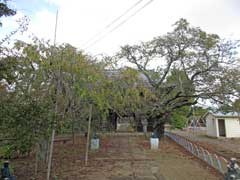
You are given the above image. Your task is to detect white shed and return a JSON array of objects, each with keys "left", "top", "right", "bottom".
[{"left": 205, "top": 112, "right": 240, "bottom": 138}]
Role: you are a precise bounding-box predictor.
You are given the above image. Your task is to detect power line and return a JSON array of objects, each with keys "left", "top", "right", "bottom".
[
  {"left": 105, "top": 0, "right": 145, "bottom": 29},
  {"left": 82, "top": 0, "right": 146, "bottom": 47},
  {"left": 84, "top": 0, "right": 154, "bottom": 50}
]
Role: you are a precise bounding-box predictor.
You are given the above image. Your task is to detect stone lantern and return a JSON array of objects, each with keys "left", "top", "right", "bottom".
[
  {"left": 91, "top": 132, "right": 100, "bottom": 150},
  {"left": 141, "top": 119, "right": 148, "bottom": 134}
]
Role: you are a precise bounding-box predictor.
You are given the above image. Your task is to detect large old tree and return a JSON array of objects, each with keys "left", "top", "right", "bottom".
[
  {"left": 0, "top": 0, "right": 16, "bottom": 26},
  {"left": 118, "top": 19, "right": 240, "bottom": 135}
]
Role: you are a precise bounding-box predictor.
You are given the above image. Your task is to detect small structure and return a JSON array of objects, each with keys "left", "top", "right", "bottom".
[
  {"left": 164, "top": 123, "right": 172, "bottom": 131},
  {"left": 90, "top": 133, "right": 100, "bottom": 150},
  {"left": 150, "top": 132, "right": 159, "bottom": 150},
  {"left": 188, "top": 115, "right": 206, "bottom": 128},
  {"left": 205, "top": 112, "right": 240, "bottom": 138},
  {"left": 116, "top": 117, "right": 134, "bottom": 132},
  {"left": 141, "top": 119, "right": 148, "bottom": 133}
]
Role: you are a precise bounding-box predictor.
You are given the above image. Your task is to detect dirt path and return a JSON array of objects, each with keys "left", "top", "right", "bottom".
[{"left": 12, "top": 135, "right": 222, "bottom": 180}]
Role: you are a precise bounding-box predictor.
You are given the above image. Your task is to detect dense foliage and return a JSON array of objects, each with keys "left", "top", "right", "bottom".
[
  {"left": 0, "top": 39, "right": 149, "bottom": 157},
  {"left": 0, "top": 18, "right": 239, "bottom": 157},
  {"left": 0, "top": 0, "right": 16, "bottom": 26},
  {"left": 118, "top": 19, "right": 240, "bottom": 134}
]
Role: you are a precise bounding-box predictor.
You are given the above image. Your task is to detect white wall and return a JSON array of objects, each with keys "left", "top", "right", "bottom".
[
  {"left": 225, "top": 118, "right": 240, "bottom": 138},
  {"left": 206, "top": 113, "right": 240, "bottom": 138},
  {"left": 206, "top": 114, "right": 218, "bottom": 137}
]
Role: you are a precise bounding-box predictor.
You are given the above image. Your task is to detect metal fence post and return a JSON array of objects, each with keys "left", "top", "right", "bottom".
[
  {"left": 164, "top": 131, "right": 239, "bottom": 176},
  {"left": 189, "top": 142, "right": 194, "bottom": 155},
  {"left": 214, "top": 154, "right": 223, "bottom": 174},
  {"left": 180, "top": 138, "right": 183, "bottom": 146},
  {"left": 188, "top": 142, "right": 192, "bottom": 152},
  {"left": 184, "top": 140, "right": 188, "bottom": 149},
  {"left": 201, "top": 147, "right": 207, "bottom": 162},
  {"left": 186, "top": 141, "right": 190, "bottom": 151},
  {"left": 194, "top": 145, "right": 200, "bottom": 157},
  {"left": 205, "top": 150, "right": 214, "bottom": 166}
]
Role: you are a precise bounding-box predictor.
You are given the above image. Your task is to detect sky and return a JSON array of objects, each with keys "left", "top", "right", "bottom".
[{"left": 1, "top": 0, "right": 240, "bottom": 56}]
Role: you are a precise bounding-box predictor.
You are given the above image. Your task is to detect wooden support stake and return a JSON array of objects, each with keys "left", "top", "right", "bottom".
[
  {"left": 85, "top": 104, "right": 93, "bottom": 166},
  {"left": 34, "top": 143, "right": 39, "bottom": 177},
  {"left": 47, "top": 129, "right": 55, "bottom": 180}
]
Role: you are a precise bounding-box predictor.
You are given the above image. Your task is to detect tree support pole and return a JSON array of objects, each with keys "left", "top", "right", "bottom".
[
  {"left": 47, "top": 129, "right": 55, "bottom": 180},
  {"left": 85, "top": 104, "right": 93, "bottom": 166}
]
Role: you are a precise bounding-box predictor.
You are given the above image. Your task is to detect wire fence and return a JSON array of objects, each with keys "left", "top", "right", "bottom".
[{"left": 165, "top": 131, "right": 229, "bottom": 175}]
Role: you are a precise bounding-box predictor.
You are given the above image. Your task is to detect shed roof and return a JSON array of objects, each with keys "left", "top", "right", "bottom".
[{"left": 206, "top": 111, "right": 240, "bottom": 118}]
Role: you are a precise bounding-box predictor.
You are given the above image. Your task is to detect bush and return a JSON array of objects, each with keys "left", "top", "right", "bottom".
[
  {"left": 170, "top": 114, "right": 187, "bottom": 129},
  {"left": 0, "top": 144, "right": 16, "bottom": 159}
]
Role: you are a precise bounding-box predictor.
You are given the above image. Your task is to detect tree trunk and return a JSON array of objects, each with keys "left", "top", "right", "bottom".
[
  {"left": 72, "top": 118, "right": 75, "bottom": 145},
  {"left": 85, "top": 104, "right": 92, "bottom": 166},
  {"left": 155, "top": 123, "right": 165, "bottom": 138}
]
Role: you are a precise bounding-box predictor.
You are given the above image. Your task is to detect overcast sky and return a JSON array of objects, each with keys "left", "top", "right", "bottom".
[{"left": 1, "top": 0, "right": 240, "bottom": 56}]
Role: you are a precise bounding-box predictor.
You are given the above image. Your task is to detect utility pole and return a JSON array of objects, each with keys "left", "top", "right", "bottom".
[{"left": 47, "top": 10, "right": 58, "bottom": 180}]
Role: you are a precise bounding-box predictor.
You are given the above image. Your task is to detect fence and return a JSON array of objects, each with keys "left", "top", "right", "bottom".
[{"left": 165, "top": 131, "right": 229, "bottom": 175}]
